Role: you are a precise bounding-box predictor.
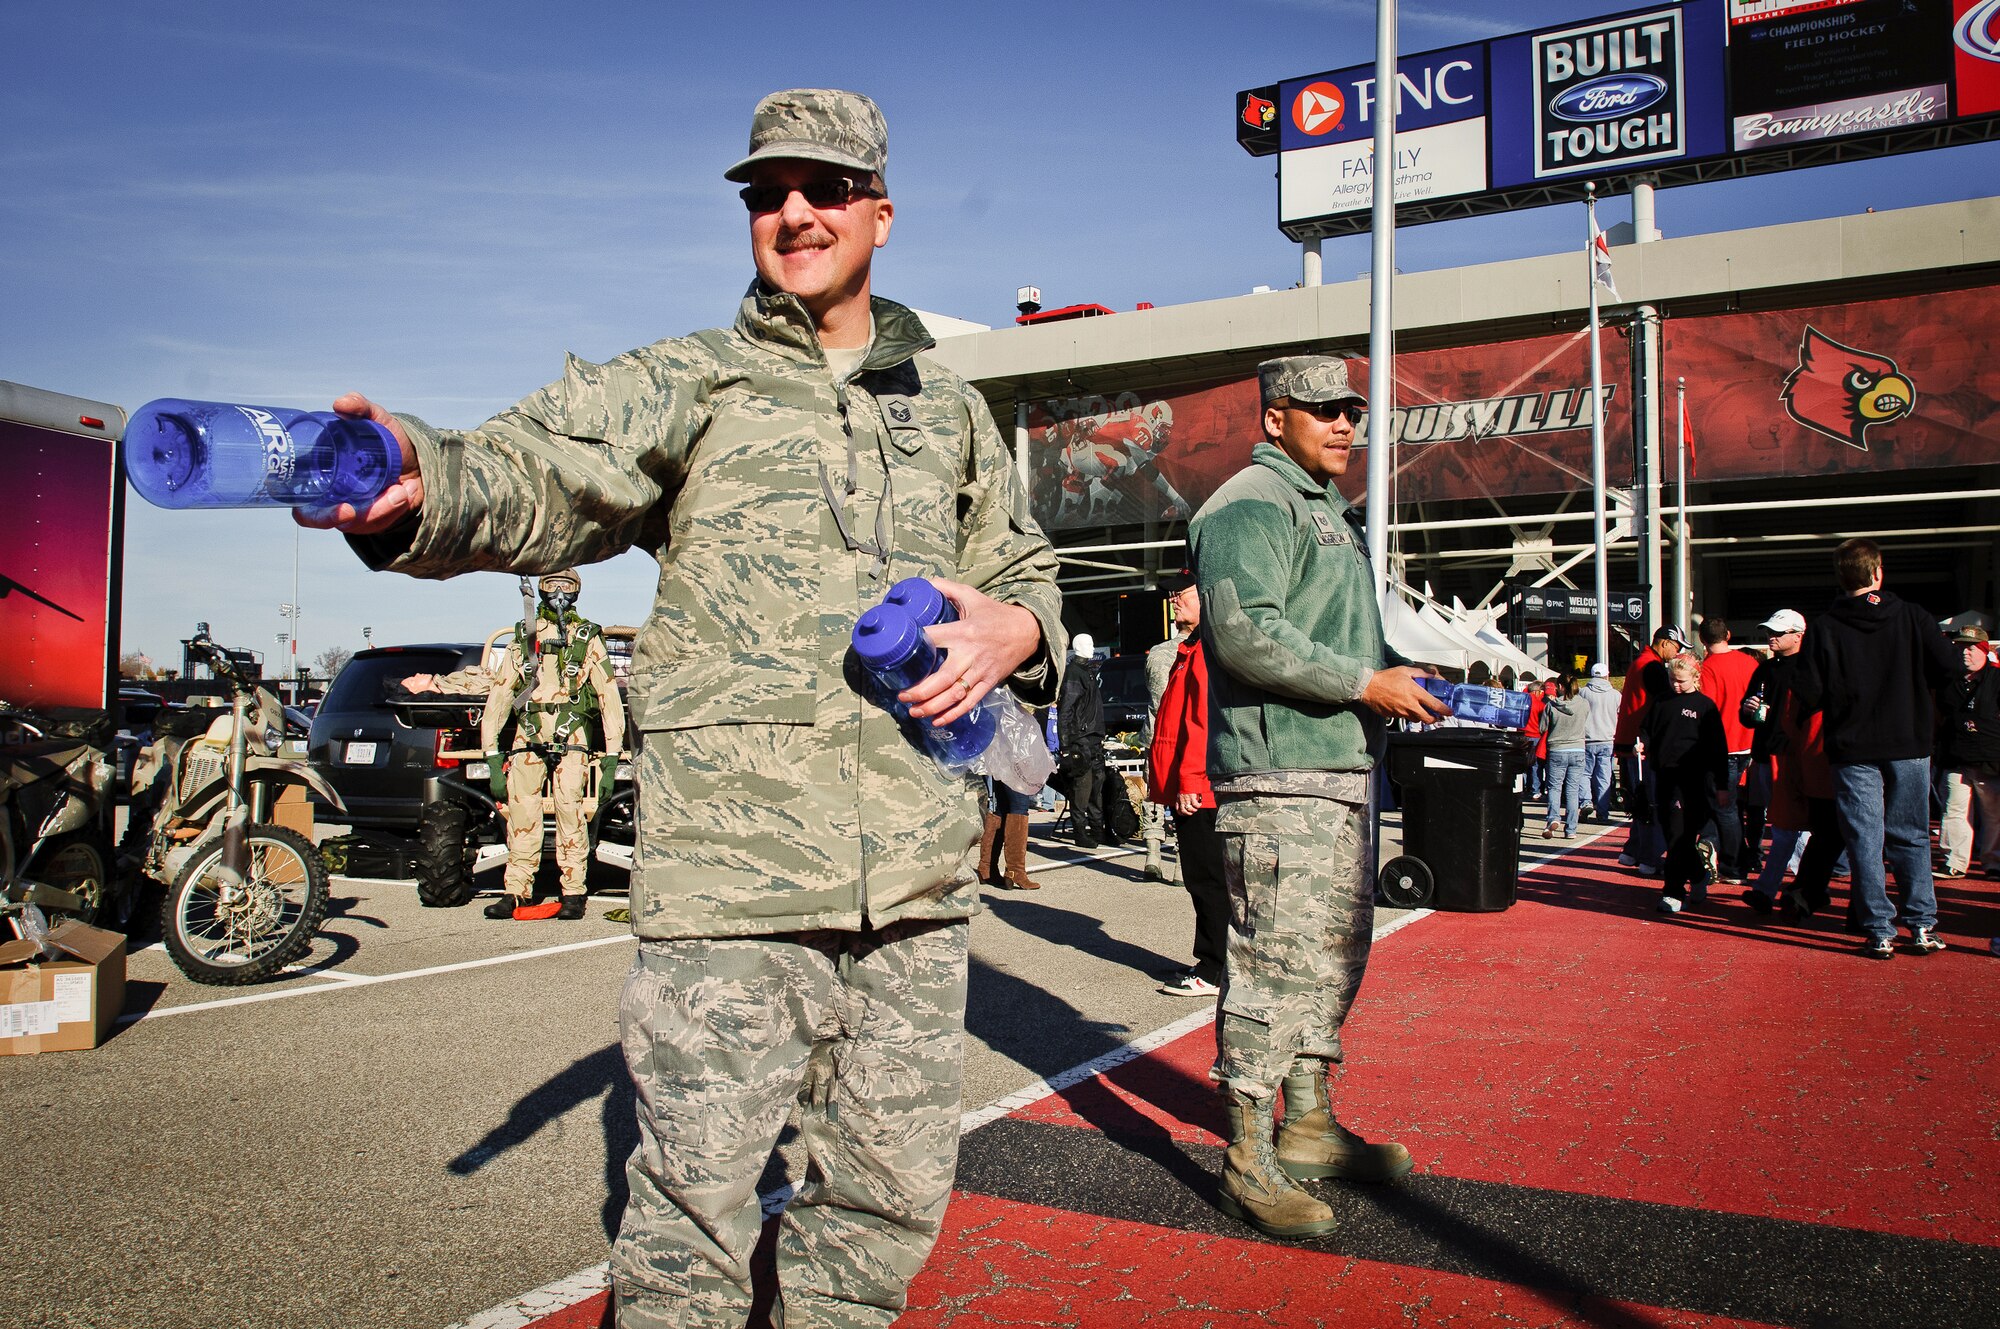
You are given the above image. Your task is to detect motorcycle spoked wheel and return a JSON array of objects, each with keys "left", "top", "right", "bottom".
[
  {"left": 36, "top": 832, "right": 121, "bottom": 929},
  {"left": 163, "top": 824, "right": 331, "bottom": 985}
]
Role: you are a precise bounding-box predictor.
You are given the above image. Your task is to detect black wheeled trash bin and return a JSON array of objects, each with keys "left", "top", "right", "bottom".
[{"left": 1381, "top": 728, "right": 1536, "bottom": 912}]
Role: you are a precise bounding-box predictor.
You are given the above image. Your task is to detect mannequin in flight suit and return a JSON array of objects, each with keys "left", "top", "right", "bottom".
[{"left": 480, "top": 568, "right": 625, "bottom": 920}]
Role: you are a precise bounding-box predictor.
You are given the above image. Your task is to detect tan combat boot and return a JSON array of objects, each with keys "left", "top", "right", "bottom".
[
  {"left": 1215, "top": 1090, "right": 1337, "bottom": 1238},
  {"left": 1276, "top": 1063, "right": 1414, "bottom": 1182},
  {"left": 977, "top": 812, "right": 1004, "bottom": 886},
  {"left": 1000, "top": 814, "right": 1042, "bottom": 890}
]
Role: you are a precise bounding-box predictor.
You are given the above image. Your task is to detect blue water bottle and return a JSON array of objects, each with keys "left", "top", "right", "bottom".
[
  {"left": 851, "top": 602, "right": 997, "bottom": 773},
  {"left": 1420, "top": 677, "right": 1530, "bottom": 729},
  {"left": 884, "top": 576, "right": 956, "bottom": 627},
  {"left": 125, "top": 398, "right": 403, "bottom": 509}
]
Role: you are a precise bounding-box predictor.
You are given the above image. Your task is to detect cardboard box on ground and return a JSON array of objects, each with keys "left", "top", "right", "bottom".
[
  {"left": 0, "top": 920, "right": 127, "bottom": 1056},
  {"left": 272, "top": 783, "right": 313, "bottom": 839}
]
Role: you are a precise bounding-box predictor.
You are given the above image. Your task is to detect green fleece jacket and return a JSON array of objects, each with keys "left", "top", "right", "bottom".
[{"left": 1189, "top": 442, "right": 1406, "bottom": 777}]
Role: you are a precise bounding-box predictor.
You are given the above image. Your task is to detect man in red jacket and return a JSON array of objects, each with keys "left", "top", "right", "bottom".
[
  {"left": 1146, "top": 572, "right": 1228, "bottom": 998},
  {"left": 1699, "top": 616, "right": 1761, "bottom": 882},
  {"left": 1615, "top": 624, "right": 1691, "bottom": 874}
]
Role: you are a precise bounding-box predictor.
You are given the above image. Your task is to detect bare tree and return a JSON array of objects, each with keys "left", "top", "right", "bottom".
[
  {"left": 119, "top": 651, "right": 153, "bottom": 679},
  {"left": 313, "top": 645, "right": 354, "bottom": 680}
]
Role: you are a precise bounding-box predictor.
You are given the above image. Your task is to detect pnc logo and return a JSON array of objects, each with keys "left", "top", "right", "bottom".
[
  {"left": 1292, "top": 81, "right": 1346, "bottom": 135},
  {"left": 1550, "top": 73, "right": 1667, "bottom": 123},
  {"left": 1958, "top": 0, "right": 2000, "bottom": 63}
]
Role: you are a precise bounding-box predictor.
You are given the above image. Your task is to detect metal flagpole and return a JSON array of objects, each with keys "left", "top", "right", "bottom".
[
  {"left": 1365, "top": 0, "right": 1398, "bottom": 602},
  {"left": 1675, "top": 377, "right": 1688, "bottom": 634},
  {"left": 1364, "top": 0, "right": 1398, "bottom": 901},
  {"left": 1586, "top": 182, "right": 1610, "bottom": 671}
]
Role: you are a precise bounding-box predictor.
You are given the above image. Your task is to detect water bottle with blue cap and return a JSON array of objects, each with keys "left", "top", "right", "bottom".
[
  {"left": 125, "top": 398, "right": 403, "bottom": 510},
  {"left": 851, "top": 601, "right": 998, "bottom": 774}
]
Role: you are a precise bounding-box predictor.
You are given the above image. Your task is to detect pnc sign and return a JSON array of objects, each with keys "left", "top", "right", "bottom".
[{"left": 1278, "top": 45, "right": 1487, "bottom": 150}]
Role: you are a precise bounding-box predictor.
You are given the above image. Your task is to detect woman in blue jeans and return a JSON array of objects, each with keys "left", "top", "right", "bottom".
[{"left": 1542, "top": 674, "right": 1591, "bottom": 839}]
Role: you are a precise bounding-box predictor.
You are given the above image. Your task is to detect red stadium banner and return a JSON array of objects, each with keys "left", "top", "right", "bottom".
[
  {"left": 1024, "top": 282, "right": 1999, "bottom": 533},
  {"left": 1661, "top": 283, "right": 2000, "bottom": 481},
  {"left": 0, "top": 420, "right": 119, "bottom": 710},
  {"left": 1025, "top": 326, "right": 1636, "bottom": 529}
]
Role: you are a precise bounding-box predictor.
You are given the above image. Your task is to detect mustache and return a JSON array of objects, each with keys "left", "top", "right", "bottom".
[{"left": 775, "top": 228, "right": 835, "bottom": 254}]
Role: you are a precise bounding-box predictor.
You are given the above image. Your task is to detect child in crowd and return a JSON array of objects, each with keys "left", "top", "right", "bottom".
[{"left": 1641, "top": 654, "right": 1730, "bottom": 914}]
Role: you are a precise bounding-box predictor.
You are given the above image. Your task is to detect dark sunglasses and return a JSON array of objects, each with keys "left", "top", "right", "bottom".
[
  {"left": 739, "top": 175, "right": 883, "bottom": 214},
  {"left": 1287, "top": 399, "right": 1364, "bottom": 423}
]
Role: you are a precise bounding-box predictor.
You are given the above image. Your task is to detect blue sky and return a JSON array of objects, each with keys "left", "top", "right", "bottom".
[{"left": 5, "top": 0, "right": 1995, "bottom": 669}]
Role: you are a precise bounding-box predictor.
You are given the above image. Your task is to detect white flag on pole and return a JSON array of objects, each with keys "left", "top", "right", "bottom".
[{"left": 1589, "top": 200, "right": 1619, "bottom": 302}]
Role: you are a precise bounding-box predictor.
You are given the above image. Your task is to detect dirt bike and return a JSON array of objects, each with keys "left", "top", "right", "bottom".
[
  {"left": 126, "top": 633, "right": 345, "bottom": 984},
  {"left": 0, "top": 701, "right": 126, "bottom": 936}
]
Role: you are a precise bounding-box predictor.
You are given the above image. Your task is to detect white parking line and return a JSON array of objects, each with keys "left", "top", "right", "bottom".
[
  {"left": 118, "top": 933, "right": 636, "bottom": 1027},
  {"left": 440, "top": 901, "right": 1444, "bottom": 1329}
]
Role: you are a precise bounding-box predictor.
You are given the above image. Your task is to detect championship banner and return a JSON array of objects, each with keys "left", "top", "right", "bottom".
[
  {"left": 1024, "top": 327, "right": 1636, "bottom": 531},
  {"left": 1727, "top": 0, "right": 1954, "bottom": 150},
  {"left": 1661, "top": 283, "right": 2000, "bottom": 481}
]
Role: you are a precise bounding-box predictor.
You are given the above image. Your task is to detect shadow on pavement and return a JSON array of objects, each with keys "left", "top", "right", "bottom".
[
  {"left": 966, "top": 955, "right": 1219, "bottom": 1204},
  {"left": 977, "top": 888, "right": 1181, "bottom": 982},
  {"left": 445, "top": 1042, "right": 637, "bottom": 1241}
]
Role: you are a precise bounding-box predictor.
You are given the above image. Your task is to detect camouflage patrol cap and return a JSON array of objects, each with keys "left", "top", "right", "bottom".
[
  {"left": 538, "top": 569, "right": 581, "bottom": 595},
  {"left": 1257, "top": 355, "right": 1366, "bottom": 408},
  {"left": 723, "top": 88, "right": 888, "bottom": 185}
]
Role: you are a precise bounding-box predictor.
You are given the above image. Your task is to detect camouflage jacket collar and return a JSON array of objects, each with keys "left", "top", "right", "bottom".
[{"left": 738, "top": 281, "right": 936, "bottom": 373}]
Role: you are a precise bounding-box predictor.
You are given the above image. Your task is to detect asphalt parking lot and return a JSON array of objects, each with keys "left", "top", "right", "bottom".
[{"left": 0, "top": 819, "right": 1418, "bottom": 1329}]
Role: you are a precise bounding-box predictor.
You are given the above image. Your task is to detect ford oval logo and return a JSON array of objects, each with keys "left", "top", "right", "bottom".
[{"left": 1550, "top": 74, "right": 1668, "bottom": 123}]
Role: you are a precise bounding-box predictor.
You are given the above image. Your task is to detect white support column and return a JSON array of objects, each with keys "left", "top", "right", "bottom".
[
  {"left": 1302, "top": 237, "right": 1323, "bottom": 288},
  {"left": 1014, "top": 401, "right": 1031, "bottom": 499},
  {"left": 1632, "top": 175, "right": 1660, "bottom": 242}
]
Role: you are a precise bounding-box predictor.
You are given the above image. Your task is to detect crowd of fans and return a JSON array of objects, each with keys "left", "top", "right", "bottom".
[{"left": 1511, "top": 539, "right": 1992, "bottom": 957}]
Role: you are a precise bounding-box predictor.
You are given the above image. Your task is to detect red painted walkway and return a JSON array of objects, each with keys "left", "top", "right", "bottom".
[{"left": 521, "top": 832, "right": 2000, "bottom": 1327}]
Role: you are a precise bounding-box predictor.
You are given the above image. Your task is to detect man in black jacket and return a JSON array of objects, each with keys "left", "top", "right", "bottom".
[
  {"left": 1937, "top": 624, "right": 2000, "bottom": 878},
  {"left": 1058, "top": 633, "right": 1107, "bottom": 847},
  {"left": 1792, "top": 540, "right": 1960, "bottom": 958}
]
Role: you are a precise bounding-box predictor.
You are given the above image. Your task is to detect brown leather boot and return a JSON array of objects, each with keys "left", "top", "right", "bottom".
[
  {"left": 1276, "top": 1062, "right": 1413, "bottom": 1182},
  {"left": 1001, "top": 813, "right": 1042, "bottom": 890},
  {"left": 1216, "top": 1090, "right": 1336, "bottom": 1238},
  {"left": 978, "top": 812, "right": 1003, "bottom": 885}
]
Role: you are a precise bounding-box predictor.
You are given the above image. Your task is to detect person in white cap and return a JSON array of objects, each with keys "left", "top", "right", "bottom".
[
  {"left": 1741, "top": 609, "right": 1811, "bottom": 911},
  {"left": 1057, "top": 632, "right": 1107, "bottom": 846},
  {"left": 1581, "top": 661, "right": 1620, "bottom": 821}
]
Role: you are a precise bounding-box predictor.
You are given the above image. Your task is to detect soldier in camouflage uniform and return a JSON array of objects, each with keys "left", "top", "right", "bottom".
[
  {"left": 479, "top": 568, "right": 625, "bottom": 921},
  {"left": 1188, "top": 356, "right": 1447, "bottom": 1240},
  {"left": 303, "top": 88, "right": 1061, "bottom": 1328}
]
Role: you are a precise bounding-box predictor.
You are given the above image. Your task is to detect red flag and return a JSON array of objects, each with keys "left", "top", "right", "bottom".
[{"left": 1682, "top": 403, "right": 1698, "bottom": 478}]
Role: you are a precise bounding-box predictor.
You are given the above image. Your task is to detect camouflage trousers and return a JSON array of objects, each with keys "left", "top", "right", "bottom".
[
  {"left": 612, "top": 918, "right": 969, "bottom": 1329},
  {"left": 1213, "top": 793, "right": 1373, "bottom": 1099},
  {"left": 503, "top": 748, "right": 590, "bottom": 897}
]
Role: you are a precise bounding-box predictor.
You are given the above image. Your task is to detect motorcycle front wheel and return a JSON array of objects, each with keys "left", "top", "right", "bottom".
[{"left": 163, "top": 824, "right": 330, "bottom": 985}]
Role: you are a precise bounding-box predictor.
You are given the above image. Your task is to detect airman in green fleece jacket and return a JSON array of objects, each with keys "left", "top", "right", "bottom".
[{"left": 1189, "top": 355, "right": 1447, "bottom": 1241}]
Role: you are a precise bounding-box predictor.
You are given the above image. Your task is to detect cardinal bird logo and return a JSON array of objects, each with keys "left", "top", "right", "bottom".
[
  {"left": 1780, "top": 326, "right": 1916, "bottom": 451},
  {"left": 1242, "top": 93, "right": 1276, "bottom": 130}
]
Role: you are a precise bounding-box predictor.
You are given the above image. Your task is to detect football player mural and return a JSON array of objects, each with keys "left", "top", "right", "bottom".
[{"left": 1042, "top": 397, "right": 1189, "bottom": 528}]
